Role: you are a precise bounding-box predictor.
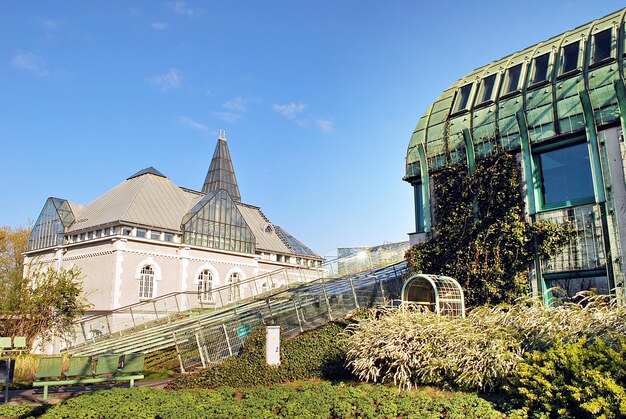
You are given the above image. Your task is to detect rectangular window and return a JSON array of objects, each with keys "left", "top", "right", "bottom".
[
  {"left": 561, "top": 42, "right": 580, "bottom": 74},
  {"left": 136, "top": 228, "right": 146, "bottom": 238},
  {"left": 164, "top": 233, "right": 174, "bottom": 242},
  {"left": 93, "top": 230, "right": 100, "bottom": 238},
  {"left": 453, "top": 83, "right": 473, "bottom": 113},
  {"left": 112, "top": 226, "right": 121, "bottom": 235},
  {"left": 150, "top": 231, "right": 161, "bottom": 240},
  {"left": 103, "top": 228, "right": 110, "bottom": 236},
  {"left": 531, "top": 53, "right": 550, "bottom": 84},
  {"left": 592, "top": 29, "right": 612, "bottom": 63},
  {"left": 536, "top": 142, "right": 594, "bottom": 209},
  {"left": 504, "top": 63, "right": 523, "bottom": 94},
  {"left": 478, "top": 74, "right": 496, "bottom": 104},
  {"left": 122, "top": 227, "right": 132, "bottom": 236},
  {"left": 414, "top": 183, "right": 425, "bottom": 233}
]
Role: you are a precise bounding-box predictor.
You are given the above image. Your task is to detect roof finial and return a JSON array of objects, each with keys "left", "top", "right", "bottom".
[{"left": 219, "top": 128, "right": 226, "bottom": 140}]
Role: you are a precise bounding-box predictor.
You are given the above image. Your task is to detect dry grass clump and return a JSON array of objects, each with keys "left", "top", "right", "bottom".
[{"left": 345, "top": 292, "right": 626, "bottom": 392}]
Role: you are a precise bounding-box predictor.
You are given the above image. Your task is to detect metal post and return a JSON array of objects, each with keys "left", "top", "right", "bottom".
[
  {"left": 320, "top": 277, "right": 333, "bottom": 321},
  {"left": 265, "top": 299, "right": 275, "bottom": 323},
  {"left": 218, "top": 287, "right": 225, "bottom": 308},
  {"left": 172, "top": 332, "right": 186, "bottom": 373},
  {"left": 195, "top": 333, "right": 206, "bottom": 368},
  {"left": 129, "top": 307, "right": 136, "bottom": 328},
  {"left": 222, "top": 323, "right": 233, "bottom": 356},
  {"left": 174, "top": 294, "right": 181, "bottom": 314},
  {"left": 3, "top": 358, "right": 10, "bottom": 404},
  {"left": 152, "top": 301, "right": 159, "bottom": 321},
  {"left": 293, "top": 299, "right": 304, "bottom": 332},
  {"left": 349, "top": 276, "right": 360, "bottom": 308},
  {"left": 105, "top": 315, "right": 112, "bottom": 335}
]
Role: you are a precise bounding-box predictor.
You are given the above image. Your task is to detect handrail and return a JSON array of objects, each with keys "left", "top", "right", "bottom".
[
  {"left": 73, "top": 265, "right": 318, "bottom": 326},
  {"left": 72, "top": 249, "right": 385, "bottom": 327},
  {"left": 67, "top": 242, "right": 410, "bottom": 348}
]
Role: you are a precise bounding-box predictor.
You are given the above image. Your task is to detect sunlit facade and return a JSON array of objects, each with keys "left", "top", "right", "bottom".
[
  {"left": 25, "top": 131, "right": 322, "bottom": 315},
  {"left": 405, "top": 9, "right": 626, "bottom": 300}
]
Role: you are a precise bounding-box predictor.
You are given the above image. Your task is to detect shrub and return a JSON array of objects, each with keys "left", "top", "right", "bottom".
[
  {"left": 345, "top": 307, "right": 522, "bottom": 391},
  {"left": 0, "top": 403, "right": 48, "bottom": 419},
  {"left": 506, "top": 338, "right": 626, "bottom": 418},
  {"left": 167, "top": 317, "right": 353, "bottom": 390},
  {"left": 345, "top": 295, "right": 626, "bottom": 392},
  {"left": 38, "top": 382, "right": 502, "bottom": 419}
]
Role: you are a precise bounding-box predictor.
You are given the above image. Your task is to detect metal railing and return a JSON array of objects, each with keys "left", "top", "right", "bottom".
[
  {"left": 66, "top": 242, "right": 410, "bottom": 351},
  {"left": 537, "top": 203, "right": 606, "bottom": 273},
  {"left": 172, "top": 261, "right": 408, "bottom": 372}
]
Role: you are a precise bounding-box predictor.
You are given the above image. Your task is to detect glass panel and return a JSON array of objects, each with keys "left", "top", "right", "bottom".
[
  {"left": 28, "top": 198, "right": 67, "bottom": 251},
  {"left": 139, "top": 265, "right": 154, "bottom": 299},
  {"left": 593, "top": 29, "right": 612, "bottom": 63},
  {"left": 505, "top": 64, "right": 522, "bottom": 94},
  {"left": 531, "top": 53, "right": 550, "bottom": 84},
  {"left": 150, "top": 231, "right": 161, "bottom": 240},
  {"left": 136, "top": 228, "right": 146, "bottom": 238},
  {"left": 453, "top": 83, "right": 472, "bottom": 112},
  {"left": 181, "top": 189, "right": 255, "bottom": 253},
  {"left": 537, "top": 142, "right": 594, "bottom": 207},
  {"left": 478, "top": 74, "right": 496, "bottom": 103},
  {"left": 562, "top": 42, "right": 580, "bottom": 74},
  {"left": 274, "top": 225, "right": 317, "bottom": 256},
  {"left": 198, "top": 270, "right": 213, "bottom": 302}
]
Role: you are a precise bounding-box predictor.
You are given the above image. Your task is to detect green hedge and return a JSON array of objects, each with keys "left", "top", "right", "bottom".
[
  {"left": 506, "top": 338, "right": 626, "bottom": 418},
  {"left": 168, "top": 318, "right": 353, "bottom": 390},
  {"left": 28, "top": 382, "right": 501, "bottom": 419}
]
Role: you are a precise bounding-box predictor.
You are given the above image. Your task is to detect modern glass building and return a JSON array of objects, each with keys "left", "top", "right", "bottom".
[
  {"left": 25, "top": 131, "right": 322, "bottom": 315},
  {"left": 405, "top": 8, "right": 626, "bottom": 300}
]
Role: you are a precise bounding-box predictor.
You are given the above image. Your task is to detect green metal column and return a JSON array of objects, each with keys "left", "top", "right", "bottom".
[
  {"left": 417, "top": 144, "right": 432, "bottom": 233},
  {"left": 579, "top": 89, "right": 615, "bottom": 292},
  {"left": 517, "top": 110, "right": 547, "bottom": 302}
]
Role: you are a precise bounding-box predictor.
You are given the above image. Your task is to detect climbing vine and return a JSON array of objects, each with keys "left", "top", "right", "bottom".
[{"left": 406, "top": 152, "right": 568, "bottom": 308}]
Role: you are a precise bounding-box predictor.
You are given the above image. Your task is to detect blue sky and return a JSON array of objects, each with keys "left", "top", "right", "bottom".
[{"left": 1, "top": 1, "right": 621, "bottom": 256}]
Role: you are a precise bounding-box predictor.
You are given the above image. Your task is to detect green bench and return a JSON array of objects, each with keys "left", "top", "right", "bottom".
[
  {"left": 33, "top": 353, "right": 145, "bottom": 399},
  {"left": 0, "top": 336, "right": 26, "bottom": 355}
]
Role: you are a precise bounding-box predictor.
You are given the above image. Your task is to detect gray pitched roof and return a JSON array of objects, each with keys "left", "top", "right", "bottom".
[
  {"left": 202, "top": 134, "right": 241, "bottom": 202},
  {"left": 68, "top": 171, "right": 198, "bottom": 232},
  {"left": 236, "top": 203, "right": 292, "bottom": 254}
]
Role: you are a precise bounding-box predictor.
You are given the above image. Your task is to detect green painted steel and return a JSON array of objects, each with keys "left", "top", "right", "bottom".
[{"left": 404, "top": 8, "right": 626, "bottom": 179}]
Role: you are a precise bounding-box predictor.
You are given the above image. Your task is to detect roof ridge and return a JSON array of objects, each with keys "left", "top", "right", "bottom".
[{"left": 119, "top": 174, "right": 149, "bottom": 222}]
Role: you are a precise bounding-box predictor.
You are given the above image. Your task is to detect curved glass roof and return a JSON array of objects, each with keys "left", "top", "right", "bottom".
[{"left": 405, "top": 8, "right": 626, "bottom": 180}]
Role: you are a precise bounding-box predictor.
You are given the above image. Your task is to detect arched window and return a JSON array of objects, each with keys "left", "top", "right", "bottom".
[
  {"left": 227, "top": 272, "right": 241, "bottom": 303},
  {"left": 198, "top": 269, "right": 213, "bottom": 302},
  {"left": 139, "top": 265, "right": 155, "bottom": 299}
]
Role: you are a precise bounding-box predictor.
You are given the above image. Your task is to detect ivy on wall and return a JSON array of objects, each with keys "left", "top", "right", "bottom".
[{"left": 406, "top": 152, "right": 569, "bottom": 308}]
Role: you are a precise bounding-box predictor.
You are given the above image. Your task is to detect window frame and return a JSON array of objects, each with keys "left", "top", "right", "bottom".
[
  {"left": 451, "top": 83, "right": 474, "bottom": 114},
  {"left": 502, "top": 63, "right": 523, "bottom": 96},
  {"left": 533, "top": 139, "right": 595, "bottom": 211},
  {"left": 197, "top": 269, "right": 214, "bottom": 303},
  {"left": 591, "top": 28, "right": 613, "bottom": 65},
  {"left": 560, "top": 41, "right": 581, "bottom": 76},
  {"left": 476, "top": 74, "right": 497, "bottom": 105},
  {"left": 227, "top": 272, "right": 241, "bottom": 303},
  {"left": 530, "top": 52, "right": 552, "bottom": 86},
  {"left": 139, "top": 265, "right": 155, "bottom": 299}
]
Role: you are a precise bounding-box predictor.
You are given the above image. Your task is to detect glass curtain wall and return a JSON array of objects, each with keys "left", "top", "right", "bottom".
[
  {"left": 182, "top": 190, "right": 255, "bottom": 254},
  {"left": 28, "top": 198, "right": 75, "bottom": 251}
]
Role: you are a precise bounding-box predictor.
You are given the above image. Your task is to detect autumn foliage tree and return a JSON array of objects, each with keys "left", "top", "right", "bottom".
[{"left": 0, "top": 225, "right": 90, "bottom": 349}]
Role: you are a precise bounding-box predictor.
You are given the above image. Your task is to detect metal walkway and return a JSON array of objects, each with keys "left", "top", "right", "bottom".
[{"left": 64, "top": 243, "right": 409, "bottom": 370}]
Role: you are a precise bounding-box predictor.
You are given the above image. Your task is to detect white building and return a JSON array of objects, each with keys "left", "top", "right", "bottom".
[{"left": 25, "top": 132, "right": 322, "bottom": 316}]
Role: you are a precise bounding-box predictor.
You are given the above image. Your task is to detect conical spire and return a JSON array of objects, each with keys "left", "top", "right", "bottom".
[{"left": 202, "top": 129, "right": 241, "bottom": 202}]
